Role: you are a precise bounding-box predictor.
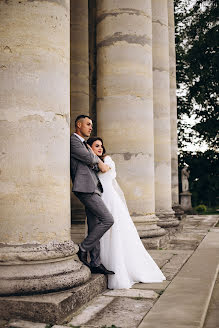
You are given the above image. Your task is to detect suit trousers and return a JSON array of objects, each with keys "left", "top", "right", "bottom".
[{"left": 74, "top": 192, "right": 114, "bottom": 267}]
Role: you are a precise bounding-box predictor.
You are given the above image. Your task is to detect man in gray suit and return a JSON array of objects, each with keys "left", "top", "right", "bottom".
[{"left": 70, "top": 115, "right": 114, "bottom": 275}]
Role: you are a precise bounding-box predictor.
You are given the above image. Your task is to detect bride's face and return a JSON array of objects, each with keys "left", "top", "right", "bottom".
[{"left": 91, "top": 140, "right": 103, "bottom": 156}]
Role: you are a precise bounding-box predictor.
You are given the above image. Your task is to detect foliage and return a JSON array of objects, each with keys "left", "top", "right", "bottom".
[
  {"left": 178, "top": 150, "right": 219, "bottom": 207},
  {"left": 174, "top": 0, "right": 219, "bottom": 150},
  {"left": 195, "top": 204, "right": 207, "bottom": 213}
]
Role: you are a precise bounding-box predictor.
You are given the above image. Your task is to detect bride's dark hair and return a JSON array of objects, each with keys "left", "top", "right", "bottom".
[{"left": 87, "top": 137, "right": 106, "bottom": 159}]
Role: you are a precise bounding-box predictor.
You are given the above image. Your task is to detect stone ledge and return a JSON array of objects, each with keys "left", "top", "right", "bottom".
[
  {"left": 138, "top": 231, "right": 219, "bottom": 328},
  {"left": 0, "top": 274, "right": 107, "bottom": 325}
]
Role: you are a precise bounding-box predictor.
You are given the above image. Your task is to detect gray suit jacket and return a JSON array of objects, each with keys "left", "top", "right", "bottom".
[{"left": 70, "top": 134, "right": 102, "bottom": 193}]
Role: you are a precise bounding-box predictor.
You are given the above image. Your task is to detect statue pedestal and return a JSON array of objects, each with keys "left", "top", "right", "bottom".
[{"left": 180, "top": 191, "right": 192, "bottom": 212}]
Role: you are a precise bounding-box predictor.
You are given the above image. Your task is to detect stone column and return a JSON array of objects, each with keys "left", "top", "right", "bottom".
[
  {"left": 152, "top": 0, "right": 179, "bottom": 227},
  {"left": 96, "top": 0, "right": 165, "bottom": 239},
  {"left": 70, "top": 0, "right": 89, "bottom": 225},
  {"left": 0, "top": 0, "right": 90, "bottom": 295},
  {"left": 70, "top": 0, "right": 89, "bottom": 133},
  {"left": 168, "top": 0, "right": 183, "bottom": 218}
]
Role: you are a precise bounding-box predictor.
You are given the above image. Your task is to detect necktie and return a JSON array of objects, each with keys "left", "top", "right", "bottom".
[{"left": 83, "top": 141, "right": 89, "bottom": 150}]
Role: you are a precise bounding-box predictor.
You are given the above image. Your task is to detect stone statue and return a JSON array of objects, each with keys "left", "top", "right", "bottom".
[{"left": 181, "top": 165, "right": 190, "bottom": 192}]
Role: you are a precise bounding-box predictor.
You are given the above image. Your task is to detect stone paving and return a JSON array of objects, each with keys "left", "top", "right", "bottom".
[
  {"left": 3, "top": 215, "right": 219, "bottom": 328},
  {"left": 203, "top": 274, "right": 219, "bottom": 328}
]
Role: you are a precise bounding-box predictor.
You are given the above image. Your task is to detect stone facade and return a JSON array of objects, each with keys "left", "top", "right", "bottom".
[{"left": 0, "top": 0, "right": 180, "bottom": 300}]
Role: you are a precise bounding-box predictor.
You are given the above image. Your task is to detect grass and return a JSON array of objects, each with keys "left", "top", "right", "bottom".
[{"left": 197, "top": 207, "right": 219, "bottom": 215}]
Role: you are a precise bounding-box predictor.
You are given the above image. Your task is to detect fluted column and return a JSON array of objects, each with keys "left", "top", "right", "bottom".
[
  {"left": 70, "top": 0, "right": 89, "bottom": 224},
  {"left": 70, "top": 0, "right": 89, "bottom": 132},
  {"left": 152, "top": 0, "right": 179, "bottom": 227},
  {"left": 168, "top": 0, "right": 180, "bottom": 207},
  {"left": 96, "top": 0, "right": 165, "bottom": 239},
  {"left": 0, "top": 0, "right": 90, "bottom": 295}
]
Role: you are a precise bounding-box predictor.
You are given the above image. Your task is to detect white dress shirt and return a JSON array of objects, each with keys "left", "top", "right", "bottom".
[{"left": 74, "top": 132, "right": 85, "bottom": 143}]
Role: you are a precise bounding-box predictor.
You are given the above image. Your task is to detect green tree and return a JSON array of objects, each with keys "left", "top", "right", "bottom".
[
  {"left": 175, "top": 0, "right": 219, "bottom": 149},
  {"left": 175, "top": 0, "right": 219, "bottom": 208}
]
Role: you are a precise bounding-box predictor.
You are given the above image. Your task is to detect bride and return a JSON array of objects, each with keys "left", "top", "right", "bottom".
[{"left": 87, "top": 137, "right": 166, "bottom": 289}]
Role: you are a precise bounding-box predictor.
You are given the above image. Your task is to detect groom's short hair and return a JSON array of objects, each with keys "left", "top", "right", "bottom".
[{"left": 75, "top": 114, "right": 92, "bottom": 128}]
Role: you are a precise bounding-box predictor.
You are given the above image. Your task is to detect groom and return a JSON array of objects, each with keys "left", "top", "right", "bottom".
[{"left": 70, "top": 114, "right": 114, "bottom": 275}]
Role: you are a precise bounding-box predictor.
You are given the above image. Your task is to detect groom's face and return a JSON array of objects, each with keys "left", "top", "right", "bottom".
[{"left": 79, "top": 117, "right": 93, "bottom": 138}]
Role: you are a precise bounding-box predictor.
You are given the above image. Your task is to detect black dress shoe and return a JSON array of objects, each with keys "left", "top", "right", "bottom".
[
  {"left": 90, "top": 264, "right": 115, "bottom": 275},
  {"left": 77, "top": 247, "right": 90, "bottom": 268}
]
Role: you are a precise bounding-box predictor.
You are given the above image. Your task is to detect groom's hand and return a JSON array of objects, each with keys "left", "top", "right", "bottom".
[{"left": 98, "top": 160, "right": 110, "bottom": 173}]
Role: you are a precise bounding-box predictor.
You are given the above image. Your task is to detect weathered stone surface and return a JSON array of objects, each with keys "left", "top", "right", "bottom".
[
  {"left": 87, "top": 297, "right": 154, "bottom": 328},
  {"left": 148, "top": 249, "right": 174, "bottom": 267},
  {"left": 70, "top": 0, "right": 89, "bottom": 133},
  {"left": 0, "top": 256, "right": 90, "bottom": 296},
  {"left": 203, "top": 274, "right": 219, "bottom": 328},
  {"left": 152, "top": 0, "right": 179, "bottom": 228},
  {"left": 0, "top": 319, "right": 8, "bottom": 328},
  {"left": 96, "top": 0, "right": 164, "bottom": 238},
  {"left": 70, "top": 0, "right": 89, "bottom": 226},
  {"left": 138, "top": 231, "right": 219, "bottom": 328},
  {"left": 103, "top": 288, "right": 158, "bottom": 299},
  {"left": 168, "top": 0, "right": 179, "bottom": 207},
  {"left": 169, "top": 232, "right": 205, "bottom": 250},
  {"left": 0, "top": 274, "right": 107, "bottom": 324},
  {"left": 133, "top": 281, "right": 171, "bottom": 292},
  {"left": 0, "top": 0, "right": 90, "bottom": 299},
  {"left": 161, "top": 252, "right": 193, "bottom": 280},
  {"left": 68, "top": 295, "right": 114, "bottom": 326},
  {"left": 0, "top": 0, "right": 70, "bottom": 246},
  {"left": 9, "top": 320, "right": 46, "bottom": 328}
]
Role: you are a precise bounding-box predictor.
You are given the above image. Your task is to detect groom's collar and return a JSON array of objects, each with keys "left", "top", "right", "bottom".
[{"left": 74, "top": 133, "right": 85, "bottom": 143}]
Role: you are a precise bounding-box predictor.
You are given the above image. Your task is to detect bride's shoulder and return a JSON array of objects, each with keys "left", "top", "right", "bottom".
[{"left": 104, "top": 155, "right": 114, "bottom": 165}]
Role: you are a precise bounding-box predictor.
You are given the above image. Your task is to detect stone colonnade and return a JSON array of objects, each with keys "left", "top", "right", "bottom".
[
  {"left": 152, "top": 0, "right": 179, "bottom": 227},
  {"left": 96, "top": 0, "right": 165, "bottom": 238},
  {"left": 0, "top": 0, "right": 89, "bottom": 295},
  {"left": 94, "top": 0, "right": 179, "bottom": 234},
  {"left": 0, "top": 0, "right": 180, "bottom": 296}
]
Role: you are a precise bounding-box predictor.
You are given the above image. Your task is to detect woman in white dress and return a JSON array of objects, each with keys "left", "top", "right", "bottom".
[{"left": 87, "top": 137, "right": 166, "bottom": 289}]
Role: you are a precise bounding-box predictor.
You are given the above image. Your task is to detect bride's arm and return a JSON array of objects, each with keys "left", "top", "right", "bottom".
[
  {"left": 101, "top": 156, "right": 116, "bottom": 179},
  {"left": 98, "top": 160, "right": 110, "bottom": 173}
]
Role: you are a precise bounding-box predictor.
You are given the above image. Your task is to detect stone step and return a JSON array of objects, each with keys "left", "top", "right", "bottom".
[
  {"left": 138, "top": 230, "right": 219, "bottom": 328},
  {"left": 2, "top": 274, "right": 107, "bottom": 326},
  {"left": 203, "top": 272, "right": 219, "bottom": 328},
  {"left": 68, "top": 288, "right": 158, "bottom": 328},
  {"left": 9, "top": 320, "right": 47, "bottom": 328}
]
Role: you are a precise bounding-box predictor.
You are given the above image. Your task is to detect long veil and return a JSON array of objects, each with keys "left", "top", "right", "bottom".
[{"left": 112, "top": 178, "right": 129, "bottom": 211}]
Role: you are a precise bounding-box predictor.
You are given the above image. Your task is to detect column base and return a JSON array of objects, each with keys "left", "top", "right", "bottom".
[
  {"left": 173, "top": 203, "right": 185, "bottom": 220},
  {"left": 0, "top": 241, "right": 90, "bottom": 296},
  {"left": 156, "top": 210, "right": 180, "bottom": 228},
  {"left": 132, "top": 214, "right": 166, "bottom": 238},
  {"left": 180, "top": 191, "right": 193, "bottom": 213},
  {"left": 0, "top": 274, "right": 107, "bottom": 324}
]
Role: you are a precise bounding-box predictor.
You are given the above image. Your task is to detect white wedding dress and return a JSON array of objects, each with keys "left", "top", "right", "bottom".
[{"left": 98, "top": 156, "right": 166, "bottom": 289}]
